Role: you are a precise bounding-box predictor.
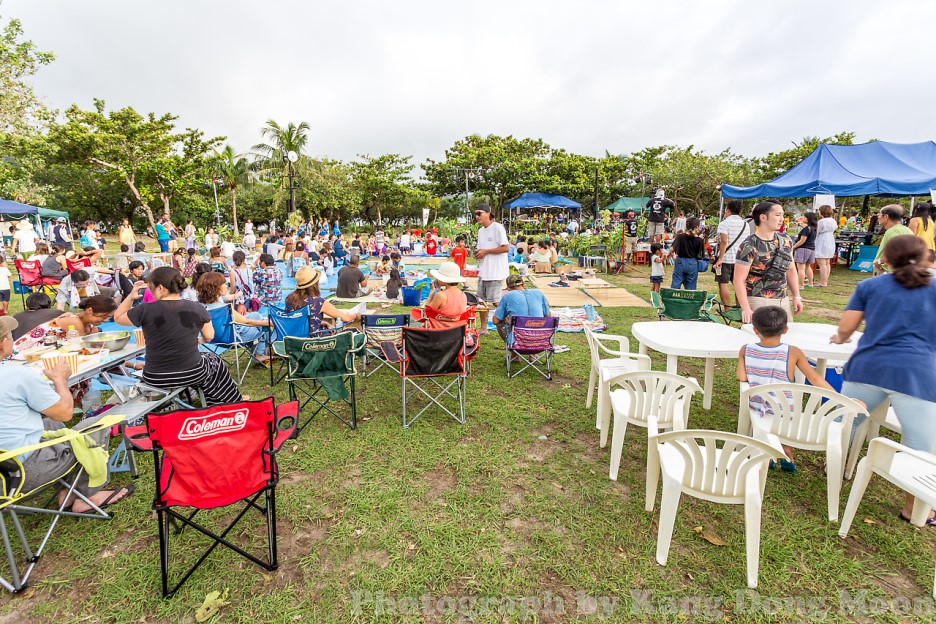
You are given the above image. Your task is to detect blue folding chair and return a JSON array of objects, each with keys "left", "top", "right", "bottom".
[
  {"left": 361, "top": 314, "right": 410, "bottom": 378},
  {"left": 204, "top": 304, "right": 260, "bottom": 384},
  {"left": 268, "top": 305, "right": 311, "bottom": 385}
]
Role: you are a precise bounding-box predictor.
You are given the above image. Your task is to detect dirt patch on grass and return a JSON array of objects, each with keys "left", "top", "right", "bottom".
[
  {"left": 423, "top": 464, "right": 458, "bottom": 502},
  {"left": 341, "top": 464, "right": 362, "bottom": 489},
  {"left": 527, "top": 438, "right": 559, "bottom": 463},
  {"left": 499, "top": 485, "right": 525, "bottom": 515}
]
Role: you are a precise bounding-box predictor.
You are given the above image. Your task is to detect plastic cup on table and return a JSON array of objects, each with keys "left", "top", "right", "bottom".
[
  {"left": 134, "top": 329, "right": 145, "bottom": 347},
  {"left": 62, "top": 352, "right": 80, "bottom": 374},
  {"left": 41, "top": 352, "right": 62, "bottom": 370}
]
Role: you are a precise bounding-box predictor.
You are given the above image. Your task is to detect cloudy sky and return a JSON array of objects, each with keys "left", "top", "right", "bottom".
[{"left": 7, "top": 0, "right": 936, "bottom": 168}]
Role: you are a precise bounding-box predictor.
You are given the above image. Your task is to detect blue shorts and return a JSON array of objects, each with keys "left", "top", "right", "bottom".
[
  {"left": 649, "top": 275, "right": 663, "bottom": 284},
  {"left": 0, "top": 290, "right": 9, "bottom": 302}
]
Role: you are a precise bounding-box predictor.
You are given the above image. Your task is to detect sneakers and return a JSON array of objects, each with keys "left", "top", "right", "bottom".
[{"left": 769, "top": 459, "right": 798, "bottom": 474}]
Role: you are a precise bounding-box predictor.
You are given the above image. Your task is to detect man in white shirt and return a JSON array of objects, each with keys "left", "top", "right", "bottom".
[
  {"left": 220, "top": 239, "right": 236, "bottom": 258},
  {"left": 473, "top": 204, "right": 509, "bottom": 304},
  {"left": 714, "top": 200, "right": 749, "bottom": 306}
]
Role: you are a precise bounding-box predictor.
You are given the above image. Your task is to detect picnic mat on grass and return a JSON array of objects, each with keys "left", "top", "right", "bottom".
[
  {"left": 541, "top": 288, "right": 596, "bottom": 307},
  {"left": 583, "top": 287, "right": 651, "bottom": 308},
  {"left": 328, "top": 294, "right": 387, "bottom": 304},
  {"left": 551, "top": 307, "right": 607, "bottom": 333}
]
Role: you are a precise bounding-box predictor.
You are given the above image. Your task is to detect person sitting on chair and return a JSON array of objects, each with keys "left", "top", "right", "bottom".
[
  {"left": 286, "top": 266, "right": 360, "bottom": 333},
  {"left": 492, "top": 274, "right": 551, "bottom": 343},
  {"left": 419, "top": 262, "right": 469, "bottom": 330},
  {"left": 0, "top": 316, "right": 133, "bottom": 514}
]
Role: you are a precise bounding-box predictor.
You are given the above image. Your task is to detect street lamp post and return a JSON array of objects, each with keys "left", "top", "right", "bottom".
[
  {"left": 634, "top": 172, "right": 652, "bottom": 216},
  {"left": 451, "top": 166, "right": 490, "bottom": 221},
  {"left": 284, "top": 151, "right": 300, "bottom": 227}
]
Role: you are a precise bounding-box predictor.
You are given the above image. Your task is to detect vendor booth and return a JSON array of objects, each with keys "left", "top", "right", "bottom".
[
  {"left": 503, "top": 192, "right": 581, "bottom": 232},
  {"left": 602, "top": 196, "right": 647, "bottom": 216},
  {"left": 0, "top": 199, "right": 73, "bottom": 246},
  {"left": 721, "top": 141, "right": 936, "bottom": 270}
]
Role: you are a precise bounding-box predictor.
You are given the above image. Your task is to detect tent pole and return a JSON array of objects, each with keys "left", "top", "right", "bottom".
[{"left": 718, "top": 195, "right": 724, "bottom": 221}]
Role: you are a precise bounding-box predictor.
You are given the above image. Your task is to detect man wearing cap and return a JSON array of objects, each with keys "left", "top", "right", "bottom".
[
  {"left": 492, "top": 275, "right": 551, "bottom": 343},
  {"left": 12, "top": 220, "right": 38, "bottom": 259},
  {"left": 0, "top": 317, "right": 132, "bottom": 513},
  {"left": 336, "top": 254, "right": 371, "bottom": 298},
  {"left": 52, "top": 217, "right": 73, "bottom": 251},
  {"left": 623, "top": 211, "right": 639, "bottom": 264},
  {"left": 473, "top": 204, "right": 509, "bottom": 304}
]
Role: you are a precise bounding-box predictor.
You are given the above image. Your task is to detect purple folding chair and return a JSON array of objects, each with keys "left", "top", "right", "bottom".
[{"left": 506, "top": 315, "right": 559, "bottom": 380}]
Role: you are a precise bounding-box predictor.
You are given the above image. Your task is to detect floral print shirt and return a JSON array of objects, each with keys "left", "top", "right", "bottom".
[{"left": 252, "top": 266, "right": 282, "bottom": 306}]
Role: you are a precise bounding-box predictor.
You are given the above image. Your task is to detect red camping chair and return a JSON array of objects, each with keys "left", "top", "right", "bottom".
[
  {"left": 380, "top": 325, "right": 472, "bottom": 428},
  {"left": 124, "top": 397, "right": 298, "bottom": 598},
  {"left": 65, "top": 257, "right": 91, "bottom": 273},
  {"left": 13, "top": 260, "right": 59, "bottom": 306},
  {"left": 410, "top": 305, "right": 479, "bottom": 366}
]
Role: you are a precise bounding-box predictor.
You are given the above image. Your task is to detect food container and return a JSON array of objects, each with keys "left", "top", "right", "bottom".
[
  {"left": 41, "top": 352, "right": 62, "bottom": 370},
  {"left": 81, "top": 331, "right": 132, "bottom": 352},
  {"left": 133, "top": 328, "right": 145, "bottom": 347}
]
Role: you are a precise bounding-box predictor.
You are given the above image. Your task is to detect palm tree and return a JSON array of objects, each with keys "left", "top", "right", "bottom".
[
  {"left": 211, "top": 145, "right": 251, "bottom": 236},
  {"left": 252, "top": 121, "right": 310, "bottom": 219}
]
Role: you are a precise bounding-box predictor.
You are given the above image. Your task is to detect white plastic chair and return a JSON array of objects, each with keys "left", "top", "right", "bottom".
[
  {"left": 648, "top": 428, "right": 786, "bottom": 589},
  {"left": 583, "top": 327, "right": 651, "bottom": 445},
  {"left": 607, "top": 371, "right": 701, "bottom": 482},
  {"left": 839, "top": 437, "right": 936, "bottom": 598},
  {"left": 845, "top": 399, "right": 901, "bottom": 480},
  {"left": 740, "top": 383, "right": 868, "bottom": 521}
]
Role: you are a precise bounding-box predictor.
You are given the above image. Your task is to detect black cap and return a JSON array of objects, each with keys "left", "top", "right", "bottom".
[{"left": 475, "top": 204, "right": 491, "bottom": 213}]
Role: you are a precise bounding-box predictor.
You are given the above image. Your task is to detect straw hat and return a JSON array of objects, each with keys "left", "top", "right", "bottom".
[
  {"left": 429, "top": 261, "right": 465, "bottom": 284},
  {"left": 17, "top": 220, "right": 33, "bottom": 230},
  {"left": 295, "top": 265, "right": 322, "bottom": 289}
]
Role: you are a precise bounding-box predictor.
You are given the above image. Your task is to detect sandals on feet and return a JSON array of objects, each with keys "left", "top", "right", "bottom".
[{"left": 898, "top": 511, "right": 936, "bottom": 526}]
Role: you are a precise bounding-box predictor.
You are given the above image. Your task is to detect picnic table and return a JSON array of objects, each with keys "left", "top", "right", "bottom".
[{"left": 631, "top": 321, "right": 751, "bottom": 410}]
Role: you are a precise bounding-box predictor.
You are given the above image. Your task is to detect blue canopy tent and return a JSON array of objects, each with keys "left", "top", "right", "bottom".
[
  {"left": 0, "top": 199, "right": 73, "bottom": 242},
  {"left": 503, "top": 193, "right": 581, "bottom": 231},
  {"left": 722, "top": 141, "right": 936, "bottom": 199}
]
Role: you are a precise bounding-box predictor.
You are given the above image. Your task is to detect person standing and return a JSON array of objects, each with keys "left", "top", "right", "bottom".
[
  {"left": 714, "top": 200, "right": 748, "bottom": 306},
  {"left": 154, "top": 217, "right": 170, "bottom": 253},
  {"left": 118, "top": 218, "right": 136, "bottom": 249},
  {"left": 622, "top": 211, "right": 639, "bottom": 264},
  {"left": 832, "top": 235, "right": 936, "bottom": 524},
  {"left": 668, "top": 217, "right": 704, "bottom": 290},
  {"left": 908, "top": 202, "right": 935, "bottom": 252},
  {"left": 872, "top": 204, "right": 913, "bottom": 275},
  {"left": 814, "top": 204, "right": 838, "bottom": 287},
  {"left": 790, "top": 211, "right": 818, "bottom": 290},
  {"left": 733, "top": 199, "right": 801, "bottom": 323},
  {"left": 473, "top": 204, "right": 509, "bottom": 304},
  {"left": 12, "top": 220, "right": 38, "bottom": 259},
  {"left": 184, "top": 219, "right": 197, "bottom": 250},
  {"left": 646, "top": 190, "right": 675, "bottom": 245},
  {"left": 52, "top": 218, "right": 73, "bottom": 251}
]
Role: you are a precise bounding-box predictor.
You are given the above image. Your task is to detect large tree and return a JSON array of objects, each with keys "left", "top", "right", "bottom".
[
  {"left": 351, "top": 154, "right": 423, "bottom": 226},
  {"left": 210, "top": 145, "right": 251, "bottom": 235},
  {"left": 49, "top": 99, "right": 222, "bottom": 233},
  {"left": 0, "top": 2, "right": 54, "bottom": 135}
]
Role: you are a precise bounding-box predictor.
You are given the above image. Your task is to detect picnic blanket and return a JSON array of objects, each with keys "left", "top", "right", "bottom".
[
  {"left": 541, "top": 288, "right": 596, "bottom": 307},
  {"left": 328, "top": 294, "right": 386, "bottom": 304},
  {"left": 583, "top": 287, "right": 651, "bottom": 308},
  {"left": 550, "top": 307, "right": 606, "bottom": 333}
]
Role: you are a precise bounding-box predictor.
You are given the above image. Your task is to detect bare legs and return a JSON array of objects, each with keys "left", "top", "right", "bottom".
[{"left": 816, "top": 258, "right": 831, "bottom": 287}]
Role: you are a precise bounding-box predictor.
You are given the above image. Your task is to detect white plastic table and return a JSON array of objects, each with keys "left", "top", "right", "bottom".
[
  {"left": 740, "top": 322, "right": 862, "bottom": 378},
  {"left": 631, "top": 321, "right": 752, "bottom": 409}
]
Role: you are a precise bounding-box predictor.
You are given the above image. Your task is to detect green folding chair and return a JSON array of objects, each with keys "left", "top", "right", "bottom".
[
  {"left": 283, "top": 331, "right": 366, "bottom": 433},
  {"left": 650, "top": 288, "right": 720, "bottom": 322}
]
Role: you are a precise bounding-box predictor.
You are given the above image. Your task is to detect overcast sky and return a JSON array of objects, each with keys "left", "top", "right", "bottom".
[{"left": 7, "top": 0, "right": 936, "bottom": 170}]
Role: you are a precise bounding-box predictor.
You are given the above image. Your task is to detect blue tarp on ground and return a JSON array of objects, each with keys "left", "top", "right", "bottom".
[
  {"left": 503, "top": 192, "right": 582, "bottom": 210},
  {"left": 722, "top": 141, "right": 936, "bottom": 199}
]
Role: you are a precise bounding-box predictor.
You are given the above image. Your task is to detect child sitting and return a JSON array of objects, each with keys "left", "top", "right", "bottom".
[
  {"left": 374, "top": 254, "right": 392, "bottom": 276},
  {"left": 737, "top": 305, "right": 835, "bottom": 473},
  {"left": 385, "top": 268, "right": 404, "bottom": 300},
  {"left": 649, "top": 243, "right": 665, "bottom": 292}
]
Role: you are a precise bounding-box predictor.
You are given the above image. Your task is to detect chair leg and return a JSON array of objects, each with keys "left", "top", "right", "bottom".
[
  {"left": 587, "top": 366, "right": 596, "bottom": 410},
  {"left": 157, "top": 508, "right": 171, "bottom": 598},
  {"left": 645, "top": 441, "right": 661, "bottom": 512},
  {"left": 839, "top": 459, "right": 873, "bottom": 538},
  {"left": 608, "top": 416, "right": 628, "bottom": 481},
  {"left": 266, "top": 487, "right": 278, "bottom": 569},
  {"left": 826, "top": 444, "right": 844, "bottom": 522},
  {"left": 744, "top": 490, "right": 764, "bottom": 589},
  {"left": 655, "top": 474, "right": 682, "bottom": 566}
]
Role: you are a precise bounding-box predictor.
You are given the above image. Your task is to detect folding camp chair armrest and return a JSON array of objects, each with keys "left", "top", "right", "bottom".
[
  {"left": 0, "top": 413, "right": 124, "bottom": 464},
  {"left": 272, "top": 401, "right": 300, "bottom": 449},
  {"left": 379, "top": 340, "right": 403, "bottom": 364},
  {"left": 123, "top": 424, "right": 153, "bottom": 452}
]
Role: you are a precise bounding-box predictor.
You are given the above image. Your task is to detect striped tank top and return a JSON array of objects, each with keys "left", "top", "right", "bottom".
[{"left": 744, "top": 342, "right": 793, "bottom": 417}]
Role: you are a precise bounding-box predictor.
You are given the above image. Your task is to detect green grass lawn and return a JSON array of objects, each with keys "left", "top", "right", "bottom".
[{"left": 1, "top": 255, "right": 933, "bottom": 623}]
